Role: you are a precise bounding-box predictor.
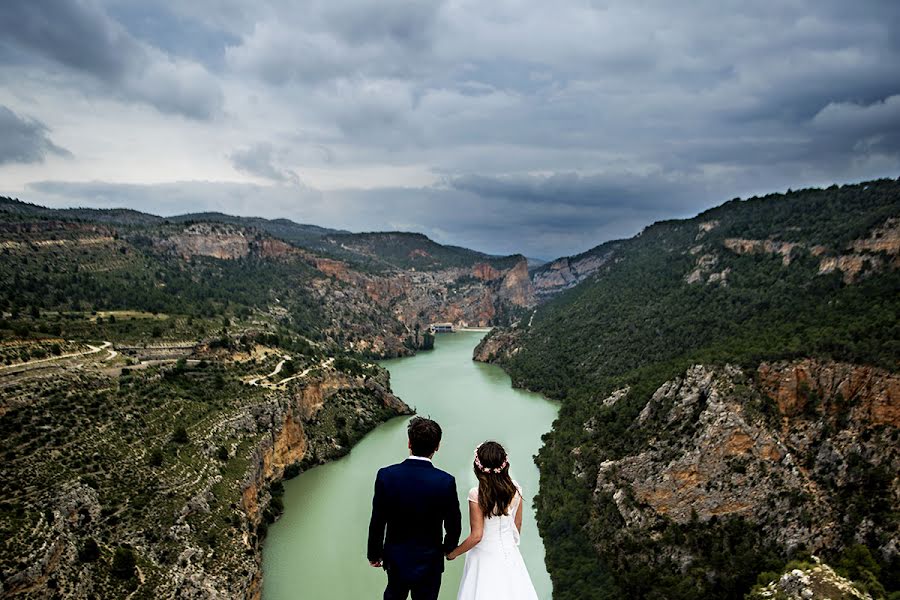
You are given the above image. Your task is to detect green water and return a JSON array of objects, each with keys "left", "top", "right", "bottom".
[{"left": 262, "top": 330, "right": 558, "bottom": 599}]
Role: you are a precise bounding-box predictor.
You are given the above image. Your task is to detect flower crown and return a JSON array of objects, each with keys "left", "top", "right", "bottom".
[{"left": 474, "top": 444, "right": 508, "bottom": 474}]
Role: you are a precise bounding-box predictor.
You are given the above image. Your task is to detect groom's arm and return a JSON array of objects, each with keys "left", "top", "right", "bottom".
[
  {"left": 367, "top": 469, "right": 387, "bottom": 565},
  {"left": 442, "top": 476, "right": 462, "bottom": 554}
]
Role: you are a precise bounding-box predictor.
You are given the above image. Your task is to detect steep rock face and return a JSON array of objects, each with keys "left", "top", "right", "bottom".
[
  {"left": 588, "top": 361, "right": 899, "bottom": 583},
  {"left": 472, "top": 263, "right": 501, "bottom": 281},
  {"left": 230, "top": 370, "right": 410, "bottom": 600},
  {"left": 472, "top": 327, "right": 523, "bottom": 363},
  {"left": 531, "top": 245, "right": 619, "bottom": 299},
  {"left": 164, "top": 224, "right": 251, "bottom": 260},
  {"left": 255, "top": 238, "right": 294, "bottom": 259},
  {"left": 309, "top": 256, "right": 535, "bottom": 329},
  {"left": 497, "top": 259, "right": 535, "bottom": 307}
]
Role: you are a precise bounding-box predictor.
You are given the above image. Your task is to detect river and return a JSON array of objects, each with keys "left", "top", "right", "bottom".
[{"left": 261, "top": 330, "right": 558, "bottom": 599}]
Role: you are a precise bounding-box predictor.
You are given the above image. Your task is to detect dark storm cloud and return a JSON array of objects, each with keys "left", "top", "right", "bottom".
[
  {"left": 0, "top": 106, "right": 70, "bottom": 165},
  {"left": 0, "top": 0, "right": 222, "bottom": 119},
  {"left": 0, "top": 0, "right": 133, "bottom": 78},
  {"left": 229, "top": 143, "right": 301, "bottom": 184},
  {"left": 447, "top": 172, "right": 704, "bottom": 212}
]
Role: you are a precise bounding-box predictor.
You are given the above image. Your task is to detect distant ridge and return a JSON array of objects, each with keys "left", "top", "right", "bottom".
[{"left": 0, "top": 195, "right": 522, "bottom": 272}]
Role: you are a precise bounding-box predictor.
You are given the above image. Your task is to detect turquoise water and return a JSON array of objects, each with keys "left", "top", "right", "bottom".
[{"left": 262, "top": 330, "right": 558, "bottom": 599}]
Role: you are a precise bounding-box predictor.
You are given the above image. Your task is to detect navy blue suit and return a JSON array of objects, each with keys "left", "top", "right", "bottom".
[{"left": 368, "top": 457, "right": 462, "bottom": 600}]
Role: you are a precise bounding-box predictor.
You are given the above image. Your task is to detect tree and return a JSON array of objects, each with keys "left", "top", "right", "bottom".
[
  {"left": 216, "top": 445, "right": 229, "bottom": 461},
  {"left": 171, "top": 426, "right": 189, "bottom": 444},
  {"left": 111, "top": 547, "right": 136, "bottom": 579},
  {"left": 78, "top": 538, "right": 100, "bottom": 563},
  {"left": 149, "top": 449, "right": 164, "bottom": 466}
]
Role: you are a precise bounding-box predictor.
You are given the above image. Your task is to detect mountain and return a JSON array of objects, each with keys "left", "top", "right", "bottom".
[
  {"left": 308, "top": 230, "right": 525, "bottom": 273},
  {"left": 170, "top": 211, "right": 348, "bottom": 247},
  {"left": 475, "top": 178, "right": 900, "bottom": 599},
  {"left": 0, "top": 197, "right": 535, "bottom": 598},
  {"left": 0, "top": 196, "right": 163, "bottom": 226}
]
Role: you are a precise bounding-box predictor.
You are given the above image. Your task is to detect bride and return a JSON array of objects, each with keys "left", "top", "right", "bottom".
[{"left": 447, "top": 441, "right": 539, "bottom": 600}]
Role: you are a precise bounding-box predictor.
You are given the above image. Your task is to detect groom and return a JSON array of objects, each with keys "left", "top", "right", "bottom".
[{"left": 368, "top": 417, "right": 462, "bottom": 600}]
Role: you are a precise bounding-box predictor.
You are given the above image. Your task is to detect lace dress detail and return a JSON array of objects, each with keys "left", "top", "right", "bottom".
[{"left": 456, "top": 481, "right": 539, "bottom": 600}]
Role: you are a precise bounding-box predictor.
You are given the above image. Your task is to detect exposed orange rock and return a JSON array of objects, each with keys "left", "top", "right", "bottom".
[
  {"left": 498, "top": 258, "right": 535, "bottom": 307},
  {"left": 723, "top": 238, "right": 798, "bottom": 266},
  {"left": 312, "top": 257, "right": 352, "bottom": 281},
  {"left": 852, "top": 217, "right": 900, "bottom": 254},
  {"left": 724, "top": 430, "right": 754, "bottom": 455},
  {"left": 757, "top": 360, "right": 900, "bottom": 428},
  {"left": 472, "top": 262, "right": 502, "bottom": 281},
  {"left": 255, "top": 238, "right": 294, "bottom": 258}
]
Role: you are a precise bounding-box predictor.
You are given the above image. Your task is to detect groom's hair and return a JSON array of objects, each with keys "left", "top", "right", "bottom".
[{"left": 408, "top": 417, "right": 442, "bottom": 456}]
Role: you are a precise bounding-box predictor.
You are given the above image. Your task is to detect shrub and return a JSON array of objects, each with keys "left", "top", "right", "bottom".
[
  {"left": 78, "top": 538, "right": 100, "bottom": 563},
  {"left": 111, "top": 547, "right": 136, "bottom": 579},
  {"left": 171, "top": 427, "right": 189, "bottom": 444}
]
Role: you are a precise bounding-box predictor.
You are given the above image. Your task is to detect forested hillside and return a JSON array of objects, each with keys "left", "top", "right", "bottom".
[{"left": 477, "top": 178, "right": 900, "bottom": 599}]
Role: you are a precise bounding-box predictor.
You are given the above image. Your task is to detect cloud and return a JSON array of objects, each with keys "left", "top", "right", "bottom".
[
  {"left": 811, "top": 95, "right": 900, "bottom": 154},
  {"left": 4, "top": 0, "right": 900, "bottom": 259},
  {"left": 229, "top": 143, "right": 301, "bottom": 184},
  {"left": 0, "top": 0, "right": 222, "bottom": 119},
  {"left": 225, "top": 0, "right": 440, "bottom": 85},
  {"left": 0, "top": 105, "right": 70, "bottom": 165}
]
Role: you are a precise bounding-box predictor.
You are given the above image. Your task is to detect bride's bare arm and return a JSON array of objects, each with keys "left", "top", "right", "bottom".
[
  {"left": 447, "top": 500, "right": 484, "bottom": 560},
  {"left": 515, "top": 492, "right": 523, "bottom": 533}
]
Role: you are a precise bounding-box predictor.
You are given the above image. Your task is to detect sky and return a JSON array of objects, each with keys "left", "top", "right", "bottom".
[{"left": 1, "top": 1, "right": 899, "bottom": 260}]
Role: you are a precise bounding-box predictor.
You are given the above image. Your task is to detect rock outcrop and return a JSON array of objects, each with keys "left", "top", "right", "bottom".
[
  {"left": 531, "top": 244, "right": 619, "bottom": 299},
  {"left": 163, "top": 224, "right": 252, "bottom": 260},
  {"left": 473, "top": 327, "right": 523, "bottom": 363},
  {"left": 747, "top": 557, "right": 873, "bottom": 600},
  {"left": 587, "top": 360, "right": 899, "bottom": 586}
]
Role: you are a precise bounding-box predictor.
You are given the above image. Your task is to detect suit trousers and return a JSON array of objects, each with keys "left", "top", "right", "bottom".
[{"left": 384, "top": 568, "right": 442, "bottom": 600}]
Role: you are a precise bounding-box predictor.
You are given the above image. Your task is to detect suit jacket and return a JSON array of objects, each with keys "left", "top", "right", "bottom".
[{"left": 367, "top": 458, "right": 462, "bottom": 582}]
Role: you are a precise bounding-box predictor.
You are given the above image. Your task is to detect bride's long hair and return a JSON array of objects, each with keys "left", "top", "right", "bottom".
[{"left": 473, "top": 441, "right": 518, "bottom": 517}]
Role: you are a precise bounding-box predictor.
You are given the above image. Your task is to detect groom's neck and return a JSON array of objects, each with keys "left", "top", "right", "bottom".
[{"left": 409, "top": 451, "right": 436, "bottom": 459}]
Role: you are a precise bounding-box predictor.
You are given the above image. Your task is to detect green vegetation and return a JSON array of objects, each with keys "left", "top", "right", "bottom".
[{"left": 491, "top": 179, "right": 900, "bottom": 599}]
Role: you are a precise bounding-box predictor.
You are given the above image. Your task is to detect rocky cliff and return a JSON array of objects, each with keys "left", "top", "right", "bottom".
[
  {"left": 581, "top": 360, "right": 899, "bottom": 596},
  {"left": 530, "top": 241, "right": 621, "bottom": 299},
  {"left": 305, "top": 254, "right": 535, "bottom": 329}
]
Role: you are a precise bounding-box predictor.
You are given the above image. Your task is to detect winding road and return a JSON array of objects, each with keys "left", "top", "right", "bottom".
[
  {"left": 246, "top": 356, "right": 335, "bottom": 388},
  {"left": 0, "top": 341, "right": 113, "bottom": 373}
]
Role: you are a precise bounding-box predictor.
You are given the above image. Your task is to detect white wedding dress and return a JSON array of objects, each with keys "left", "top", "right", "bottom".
[{"left": 456, "top": 482, "right": 539, "bottom": 600}]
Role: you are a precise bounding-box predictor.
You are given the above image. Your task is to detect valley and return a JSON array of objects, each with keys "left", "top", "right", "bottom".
[
  {"left": 1, "top": 178, "right": 898, "bottom": 600},
  {"left": 0, "top": 197, "right": 535, "bottom": 598}
]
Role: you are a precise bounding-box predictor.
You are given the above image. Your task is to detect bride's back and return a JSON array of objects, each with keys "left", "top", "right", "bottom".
[{"left": 468, "top": 482, "right": 522, "bottom": 551}]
